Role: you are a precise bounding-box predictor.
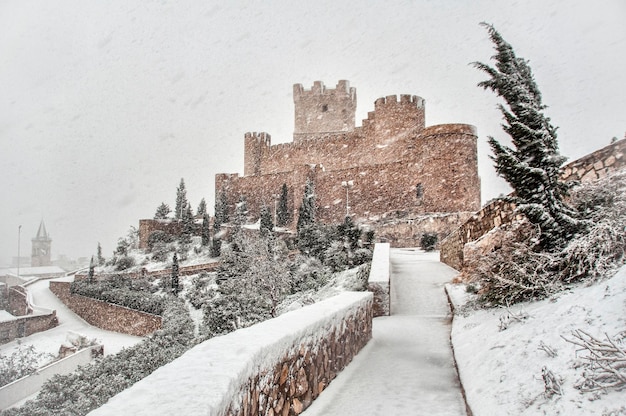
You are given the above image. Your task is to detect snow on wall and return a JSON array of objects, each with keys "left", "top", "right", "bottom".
[
  {"left": 368, "top": 243, "right": 390, "bottom": 317},
  {"left": 88, "top": 291, "right": 373, "bottom": 416},
  {"left": 0, "top": 345, "right": 103, "bottom": 410}
]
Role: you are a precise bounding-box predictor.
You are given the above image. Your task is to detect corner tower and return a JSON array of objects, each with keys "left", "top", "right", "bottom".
[
  {"left": 293, "top": 80, "right": 356, "bottom": 142},
  {"left": 31, "top": 220, "right": 52, "bottom": 267}
]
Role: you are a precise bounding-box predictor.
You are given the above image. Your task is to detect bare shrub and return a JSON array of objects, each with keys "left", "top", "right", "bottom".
[
  {"left": 468, "top": 221, "right": 561, "bottom": 306},
  {"left": 563, "top": 329, "right": 626, "bottom": 393},
  {"left": 542, "top": 366, "right": 563, "bottom": 397}
]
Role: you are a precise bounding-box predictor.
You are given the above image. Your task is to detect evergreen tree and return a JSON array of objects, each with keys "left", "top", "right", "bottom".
[
  {"left": 197, "top": 198, "right": 207, "bottom": 217},
  {"left": 473, "top": 23, "right": 581, "bottom": 250},
  {"left": 259, "top": 205, "right": 274, "bottom": 237},
  {"left": 231, "top": 196, "right": 248, "bottom": 250},
  {"left": 220, "top": 189, "right": 229, "bottom": 224},
  {"left": 174, "top": 178, "right": 188, "bottom": 220},
  {"left": 277, "top": 183, "right": 290, "bottom": 227},
  {"left": 180, "top": 203, "right": 194, "bottom": 245},
  {"left": 201, "top": 213, "right": 210, "bottom": 246},
  {"left": 171, "top": 253, "right": 180, "bottom": 296},
  {"left": 88, "top": 256, "right": 95, "bottom": 283},
  {"left": 211, "top": 191, "right": 226, "bottom": 257},
  {"left": 96, "top": 242, "right": 105, "bottom": 266},
  {"left": 154, "top": 202, "right": 171, "bottom": 220},
  {"left": 297, "top": 179, "right": 316, "bottom": 234}
]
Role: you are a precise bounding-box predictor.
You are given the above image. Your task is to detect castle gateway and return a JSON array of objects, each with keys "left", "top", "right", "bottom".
[{"left": 216, "top": 80, "right": 480, "bottom": 246}]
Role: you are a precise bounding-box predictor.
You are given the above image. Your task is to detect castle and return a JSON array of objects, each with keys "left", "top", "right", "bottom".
[{"left": 215, "top": 80, "right": 481, "bottom": 246}]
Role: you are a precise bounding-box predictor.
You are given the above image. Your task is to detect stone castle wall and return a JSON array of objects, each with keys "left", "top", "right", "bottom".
[
  {"left": 440, "top": 138, "right": 626, "bottom": 270},
  {"left": 50, "top": 281, "right": 162, "bottom": 336},
  {"left": 218, "top": 81, "right": 481, "bottom": 245}
]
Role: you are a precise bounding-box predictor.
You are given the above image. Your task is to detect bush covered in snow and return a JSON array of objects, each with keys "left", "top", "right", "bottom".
[
  {"left": 468, "top": 171, "right": 626, "bottom": 306},
  {"left": 2, "top": 297, "right": 195, "bottom": 416},
  {"left": 71, "top": 276, "right": 164, "bottom": 315},
  {"left": 0, "top": 344, "right": 53, "bottom": 388}
]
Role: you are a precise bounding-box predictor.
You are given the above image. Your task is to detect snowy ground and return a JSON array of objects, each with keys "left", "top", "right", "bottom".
[
  {"left": 0, "top": 277, "right": 143, "bottom": 362},
  {"left": 448, "top": 265, "right": 626, "bottom": 416}
]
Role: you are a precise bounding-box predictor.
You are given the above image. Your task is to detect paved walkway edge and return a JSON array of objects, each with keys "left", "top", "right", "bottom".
[{"left": 445, "top": 285, "right": 474, "bottom": 416}]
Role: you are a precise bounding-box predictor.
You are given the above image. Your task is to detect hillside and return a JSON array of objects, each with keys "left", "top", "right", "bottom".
[{"left": 448, "top": 265, "right": 626, "bottom": 416}]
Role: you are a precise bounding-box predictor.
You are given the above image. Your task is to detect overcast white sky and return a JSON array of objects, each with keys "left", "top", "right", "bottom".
[{"left": 1, "top": 0, "right": 624, "bottom": 265}]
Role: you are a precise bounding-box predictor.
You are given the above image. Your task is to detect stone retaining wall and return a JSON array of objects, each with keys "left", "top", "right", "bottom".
[
  {"left": 368, "top": 243, "right": 390, "bottom": 316},
  {"left": 440, "top": 138, "right": 626, "bottom": 270},
  {"left": 49, "top": 281, "right": 161, "bottom": 336},
  {"left": 88, "top": 292, "right": 373, "bottom": 416}
]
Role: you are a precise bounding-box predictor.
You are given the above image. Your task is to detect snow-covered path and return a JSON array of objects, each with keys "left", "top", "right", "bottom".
[
  {"left": 303, "top": 248, "right": 467, "bottom": 416},
  {"left": 0, "top": 277, "right": 143, "bottom": 359}
]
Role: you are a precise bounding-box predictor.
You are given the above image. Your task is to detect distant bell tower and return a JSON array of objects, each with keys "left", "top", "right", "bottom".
[
  {"left": 31, "top": 220, "right": 52, "bottom": 267},
  {"left": 293, "top": 80, "right": 357, "bottom": 143}
]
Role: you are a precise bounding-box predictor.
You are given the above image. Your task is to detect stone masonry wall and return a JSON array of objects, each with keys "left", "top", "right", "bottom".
[
  {"left": 0, "top": 312, "right": 58, "bottom": 345},
  {"left": 440, "top": 138, "right": 626, "bottom": 270},
  {"left": 88, "top": 292, "right": 372, "bottom": 416},
  {"left": 49, "top": 281, "right": 161, "bottom": 336}
]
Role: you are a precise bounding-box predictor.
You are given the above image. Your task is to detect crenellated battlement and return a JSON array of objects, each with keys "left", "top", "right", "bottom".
[
  {"left": 244, "top": 132, "right": 272, "bottom": 177},
  {"left": 374, "top": 94, "right": 424, "bottom": 110},
  {"left": 293, "top": 80, "right": 356, "bottom": 102},
  {"left": 244, "top": 131, "right": 272, "bottom": 146}
]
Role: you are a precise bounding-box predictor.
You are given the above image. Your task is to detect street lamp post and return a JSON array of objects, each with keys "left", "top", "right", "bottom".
[{"left": 341, "top": 180, "right": 354, "bottom": 217}]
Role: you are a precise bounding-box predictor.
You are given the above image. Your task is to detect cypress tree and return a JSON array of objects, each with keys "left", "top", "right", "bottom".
[
  {"left": 174, "top": 178, "right": 188, "bottom": 220},
  {"left": 96, "top": 242, "right": 105, "bottom": 266},
  {"left": 201, "top": 213, "right": 210, "bottom": 246},
  {"left": 277, "top": 183, "right": 290, "bottom": 227},
  {"left": 88, "top": 256, "right": 95, "bottom": 283},
  {"left": 171, "top": 253, "right": 180, "bottom": 296},
  {"left": 260, "top": 205, "right": 274, "bottom": 237},
  {"left": 297, "top": 179, "right": 316, "bottom": 234},
  {"left": 473, "top": 23, "right": 581, "bottom": 250}
]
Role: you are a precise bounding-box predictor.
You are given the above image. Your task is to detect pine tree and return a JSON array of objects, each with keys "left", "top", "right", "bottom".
[
  {"left": 197, "top": 198, "right": 207, "bottom": 217},
  {"left": 96, "top": 242, "right": 105, "bottom": 266},
  {"left": 171, "top": 253, "right": 180, "bottom": 296},
  {"left": 259, "top": 205, "right": 274, "bottom": 237},
  {"left": 201, "top": 213, "right": 210, "bottom": 246},
  {"left": 297, "top": 179, "right": 316, "bottom": 234},
  {"left": 174, "top": 178, "right": 188, "bottom": 220},
  {"left": 473, "top": 23, "right": 581, "bottom": 250},
  {"left": 154, "top": 202, "right": 171, "bottom": 220},
  {"left": 277, "top": 183, "right": 290, "bottom": 227}
]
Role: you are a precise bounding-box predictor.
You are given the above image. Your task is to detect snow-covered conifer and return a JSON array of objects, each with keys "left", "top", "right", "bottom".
[{"left": 473, "top": 23, "right": 581, "bottom": 250}]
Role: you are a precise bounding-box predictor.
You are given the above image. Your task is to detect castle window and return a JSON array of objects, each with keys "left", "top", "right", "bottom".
[
  {"left": 416, "top": 183, "right": 423, "bottom": 199},
  {"left": 322, "top": 104, "right": 328, "bottom": 112}
]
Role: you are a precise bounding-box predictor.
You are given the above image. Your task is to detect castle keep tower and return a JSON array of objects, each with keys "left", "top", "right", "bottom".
[
  {"left": 31, "top": 220, "right": 52, "bottom": 267},
  {"left": 293, "top": 80, "right": 356, "bottom": 142}
]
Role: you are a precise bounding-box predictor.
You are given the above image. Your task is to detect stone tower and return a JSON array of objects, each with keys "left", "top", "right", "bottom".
[
  {"left": 31, "top": 220, "right": 52, "bottom": 267},
  {"left": 293, "top": 80, "right": 356, "bottom": 142}
]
